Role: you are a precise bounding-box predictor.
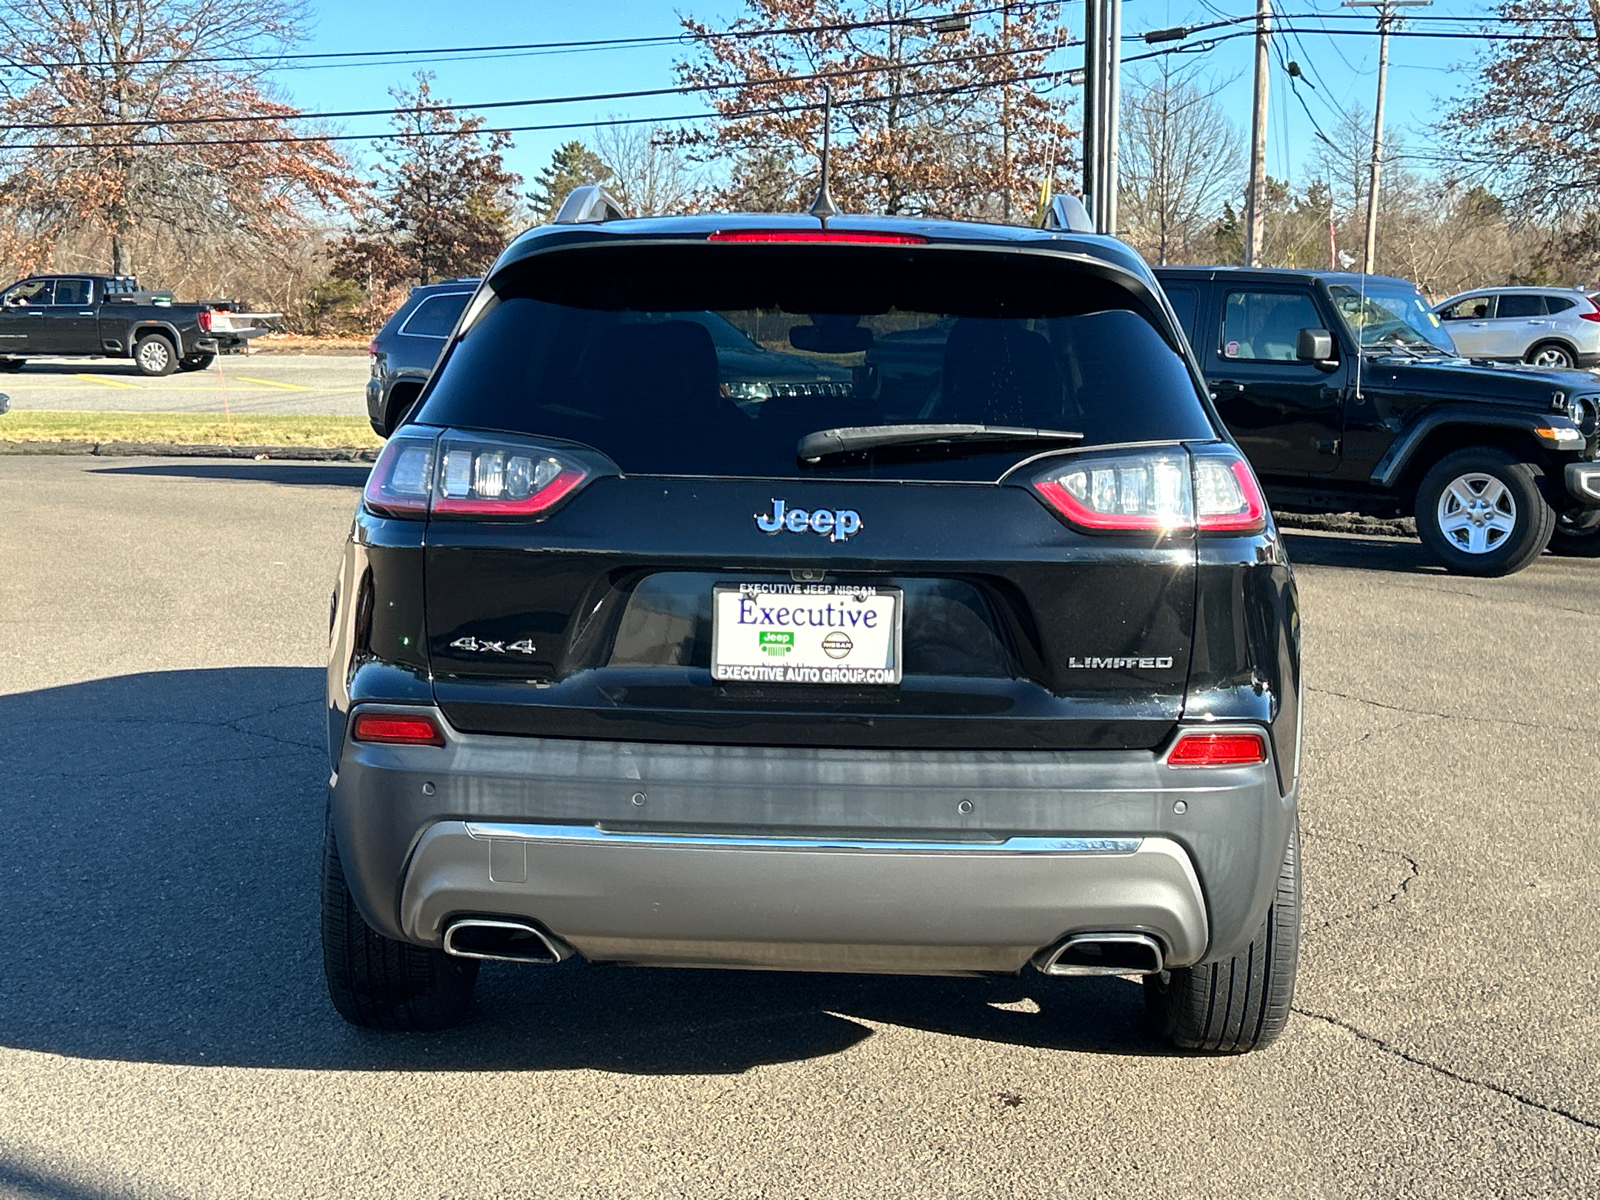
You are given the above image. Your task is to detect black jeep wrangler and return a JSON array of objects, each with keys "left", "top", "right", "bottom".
[{"left": 1155, "top": 267, "right": 1600, "bottom": 575}]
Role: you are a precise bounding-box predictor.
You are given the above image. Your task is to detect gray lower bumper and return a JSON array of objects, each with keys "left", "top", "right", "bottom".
[
  {"left": 1567, "top": 462, "right": 1600, "bottom": 504},
  {"left": 329, "top": 710, "right": 1296, "bottom": 974},
  {"left": 401, "top": 822, "right": 1208, "bottom": 974}
]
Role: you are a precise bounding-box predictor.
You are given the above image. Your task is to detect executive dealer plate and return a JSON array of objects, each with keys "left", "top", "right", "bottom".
[{"left": 711, "top": 582, "right": 903, "bottom": 684}]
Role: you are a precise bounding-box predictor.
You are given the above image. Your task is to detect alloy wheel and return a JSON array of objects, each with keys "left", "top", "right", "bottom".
[
  {"left": 138, "top": 338, "right": 171, "bottom": 373},
  {"left": 1531, "top": 345, "right": 1573, "bottom": 368},
  {"left": 1436, "top": 472, "right": 1517, "bottom": 554}
]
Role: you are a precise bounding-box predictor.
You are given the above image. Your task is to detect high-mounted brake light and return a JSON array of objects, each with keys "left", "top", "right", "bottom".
[
  {"left": 351, "top": 712, "right": 445, "bottom": 746},
  {"left": 1031, "top": 447, "right": 1266, "bottom": 535},
  {"left": 707, "top": 230, "right": 926, "bottom": 245},
  {"left": 1167, "top": 731, "right": 1267, "bottom": 768}
]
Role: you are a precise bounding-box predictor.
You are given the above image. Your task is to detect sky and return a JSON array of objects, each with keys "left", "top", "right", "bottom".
[{"left": 268, "top": 0, "right": 1496, "bottom": 195}]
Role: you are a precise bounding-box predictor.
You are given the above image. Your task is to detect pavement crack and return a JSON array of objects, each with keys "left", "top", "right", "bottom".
[
  {"left": 1293, "top": 1007, "right": 1600, "bottom": 1133},
  {"left": 1299, "top": 829, "right": 1419, "bottom": 932},
  {"left": 1308, "top": 685, "right": 1586, "bottom": 735}
]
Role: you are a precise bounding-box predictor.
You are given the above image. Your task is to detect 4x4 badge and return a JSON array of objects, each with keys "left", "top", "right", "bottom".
[
  {"left": 755, "top": 499, "right": 862, "bottom": 542},
  {"left": 451, "top": 636, "right": 536, "bottom": 655}
]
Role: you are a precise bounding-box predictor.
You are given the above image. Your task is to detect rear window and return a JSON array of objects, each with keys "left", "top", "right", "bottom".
[
  {"left": 400, "top": 292, "right": 471, "bottom": 338},
  {"left": 415, "top": 244, "right": 1215, "bottom": 480},
  {"left": 1496, "top": 293, "right": 1543, "bottom": 319}
]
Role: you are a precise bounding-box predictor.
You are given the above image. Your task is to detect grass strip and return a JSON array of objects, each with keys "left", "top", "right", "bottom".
[{"left": 0, "top": 410, "right": 381, "bottom": 449}]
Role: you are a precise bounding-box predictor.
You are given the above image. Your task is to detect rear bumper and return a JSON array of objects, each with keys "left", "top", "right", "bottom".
[{"left": 329, "top": 709, "right": 1297, "bottom": 975}]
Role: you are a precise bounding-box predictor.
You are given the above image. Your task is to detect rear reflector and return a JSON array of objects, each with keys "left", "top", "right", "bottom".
[
  {"left": 707, "top": 230, "right": 926, "bottom": 245},
  {"left": 351, "top": 712, "right": 445, "bottom": 746},
  {"left": 1166, "top": 731, "right": 1267, "bottom": 768}
]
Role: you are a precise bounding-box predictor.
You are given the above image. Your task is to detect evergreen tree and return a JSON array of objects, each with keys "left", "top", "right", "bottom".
[{"left": 529, "top": 142, "right": 610, "bottom": 221}]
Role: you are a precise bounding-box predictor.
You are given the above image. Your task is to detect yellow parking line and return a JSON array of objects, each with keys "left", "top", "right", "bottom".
[
  {"left": 73, "top": 373, "right": 141, "bottom": 389},
  {"left": 233, "top": 375, "right": 311, "bottom": 391}
]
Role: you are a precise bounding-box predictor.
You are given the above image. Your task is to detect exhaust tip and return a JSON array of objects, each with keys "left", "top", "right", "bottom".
[
  {"left": 1033, "top": 932, "right": 1164, "bottom": 977},
  {"left": 443, "top": 918, "right": 573, "bottom": 964}
]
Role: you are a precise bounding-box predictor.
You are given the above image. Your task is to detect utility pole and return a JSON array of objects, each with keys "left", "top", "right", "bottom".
[
  {"left": 1344, "top": 0, "right": 1430, "bottom": 273},
  {"left": 1244, "top": 0, "right": 1270, "bottom": 266},
  {"left": 1080, "top": 0, "right": 1123, "bottom": 234}
]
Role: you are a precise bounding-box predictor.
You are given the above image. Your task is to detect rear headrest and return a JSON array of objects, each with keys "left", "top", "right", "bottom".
[
  {"left": 940, "top": 319, "right": 1064, "bottom": 426},
  {"left": 586, "top": 320, "right": 719, "bottom": 412}
]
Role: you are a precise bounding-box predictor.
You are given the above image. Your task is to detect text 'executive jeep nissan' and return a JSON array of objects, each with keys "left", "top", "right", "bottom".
[{"left": 322, "top": 197, "right": 1303, "bottom": 1054}]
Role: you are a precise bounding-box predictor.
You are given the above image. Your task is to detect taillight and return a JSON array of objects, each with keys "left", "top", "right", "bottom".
[
  {"left": 1166, "top": 731, "right": 1267, "bottom": 767},
  {"left": 362, "top": 427, "right": 598, "bottom": 520},
  {"left": 432, "top": 433, "right": 589, "bottom": 516},
  {"left": 1580, "top": 305, "right": 1600, "bottom": 323},
  {"left": 350, "top": 712, "right": 445, "bottom": 746},
  {"left": 1031, "top": 447, "right": 1266, "bottom": 535},
  {"left": 1193, "top": 453, "right": 1268, "bottom": 532},
  {"left": 363, "top": 428, "right": 437, "bottom": 516},
  {"left": 197, "top": 309, "right": 212, "bottom": 333},
  {"left": 1034, "top": 451, "right": 1192, "bottom": 530}
]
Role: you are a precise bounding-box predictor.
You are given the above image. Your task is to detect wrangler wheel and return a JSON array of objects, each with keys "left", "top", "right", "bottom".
[{"left": 1414, "top": 448, "right": 1554, "bottom": 576}]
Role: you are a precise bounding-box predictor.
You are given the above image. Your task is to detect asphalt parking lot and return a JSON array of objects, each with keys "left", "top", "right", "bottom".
[
  {"left": 0, "top": 354, "right": 368, "bottom": 416},
  {"left": 1, "top": 455, "right": 1596, "bottom": 1199}
]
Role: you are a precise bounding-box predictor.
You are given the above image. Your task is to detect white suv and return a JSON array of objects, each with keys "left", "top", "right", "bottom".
[{"left": 1433, "top": 287, "right": 1600, "bottom": 369}]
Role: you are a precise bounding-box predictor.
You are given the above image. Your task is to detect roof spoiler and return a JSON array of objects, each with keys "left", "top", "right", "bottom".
[
  {"left": 1041, "top": 194, "right": 1093, "bottom": 234},
  {"left": 552, "top": 185, "right": 628, "bottom": 225}
]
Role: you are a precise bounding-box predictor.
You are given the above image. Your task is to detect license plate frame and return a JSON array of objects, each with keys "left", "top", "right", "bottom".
[{"left": 710, "top": 583, "right": 903, "bottom": 685}]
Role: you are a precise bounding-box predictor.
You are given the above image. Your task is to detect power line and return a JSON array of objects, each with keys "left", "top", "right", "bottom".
[
  {"left": 0, "top": 1, "right": 1065, "bottom": 73},
  {"left": 0, "top": 37, "right": 1074, "bottom": 134},
  {"left": 1, "top": 67, "right": 1068, "bottom": 153}
]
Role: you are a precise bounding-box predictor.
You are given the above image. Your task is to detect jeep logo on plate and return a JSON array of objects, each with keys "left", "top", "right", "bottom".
[{"left": 755, "top": 499, "right": 863, "bottom": 542}]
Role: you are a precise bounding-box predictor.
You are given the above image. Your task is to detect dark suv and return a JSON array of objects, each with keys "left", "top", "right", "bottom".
[
  {"left": 365, "top": 280, "right": 478, "bottom": 436},
  {"left": 323, "top": 210, "right": 1304, "bottom": 1054}
]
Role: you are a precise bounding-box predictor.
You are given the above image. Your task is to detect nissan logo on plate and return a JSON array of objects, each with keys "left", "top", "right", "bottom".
[{"left": 755, "top": 499, "right": 863, "bottom": 542}]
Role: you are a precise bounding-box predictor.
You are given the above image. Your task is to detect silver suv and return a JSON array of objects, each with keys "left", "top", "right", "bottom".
[{"left": 1433, "top": 286, "right": 1600, "bottom": 369}]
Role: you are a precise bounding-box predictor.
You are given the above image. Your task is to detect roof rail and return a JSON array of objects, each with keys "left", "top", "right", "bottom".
[
  {"left": 1041, "top": 194, "right": 1093, "bottom": 234},
  {"left": 552, "top": 185, "right": 628, "bottom": 225}
]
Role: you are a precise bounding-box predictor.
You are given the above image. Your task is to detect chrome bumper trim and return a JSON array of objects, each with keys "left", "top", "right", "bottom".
[{"left": 463, "top": 821, "right": 1142, "bottom": 855}]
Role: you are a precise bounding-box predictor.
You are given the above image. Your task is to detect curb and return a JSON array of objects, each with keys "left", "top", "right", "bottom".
[
  {"left": 1276, "top": 512, "right": 1418, "bottom": 538},
  {"left": 0, "top": 440, "right": 378, "bottom": 462}
]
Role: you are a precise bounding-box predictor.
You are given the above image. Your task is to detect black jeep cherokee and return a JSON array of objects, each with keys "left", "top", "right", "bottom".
[
  {"left": 1156, "top": 267, "right": 1600, "bottom": 575},
  {"left": 323, "top": 211, "right": 1303, "bottom": 1053}
]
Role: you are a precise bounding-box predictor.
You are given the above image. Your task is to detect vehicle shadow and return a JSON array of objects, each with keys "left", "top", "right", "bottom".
[
  {"left": 93, "top": 462, "right": 369, "bottom": 488},
  {"left": 1281, "top": 530, "right": 1442, "bottom": 573},
  {"left": 0, "top": 668, "right": 1166, "bottom": 1076},
  {"left": 5, "top": 360, "right": 150, "bottom": 377}
]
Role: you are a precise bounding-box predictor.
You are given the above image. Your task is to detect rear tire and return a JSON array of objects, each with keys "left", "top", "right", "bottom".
[
  {"left": 133, "top": 333, "right": 177, "bottom": 376},
  {"left": 1145, "top": 819, "right": 1300, "bottom": 1054},
  {"left": 1414, "top": 448, "right": 1555, "bottom": 576},
  {"left": 1525, "top": 341, "right": 1576, "bottom": 369},
  {"left": 320, "top": 813, "right": 478, "bottom": 1031},
  {"left": 177, "top": 352, "right": 215, "bottom": 372}
]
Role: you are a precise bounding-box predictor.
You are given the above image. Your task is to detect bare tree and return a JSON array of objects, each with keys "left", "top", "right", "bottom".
[
  {"left": 676, "top": 1, "right": 1075, "bottom": 220},
  {"left": 0, "top": 0, "right": 355, "bottom": 279},
  {"left": 1118, "top": 64, "right": 1243, "bottom": 264},
  {"left": 593, "top": 123, "right": 702, "bottom": 216}
]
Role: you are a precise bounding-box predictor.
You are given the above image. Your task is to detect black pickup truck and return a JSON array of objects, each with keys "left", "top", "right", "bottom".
[
  {"left": 0, "top": 273, "right": 273, "bottom": 376},
  {"left": 1155, "top": 267, "right": 1600, "bottom": 575}
]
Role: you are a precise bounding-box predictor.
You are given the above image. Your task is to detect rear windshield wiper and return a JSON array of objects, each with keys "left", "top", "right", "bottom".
[{"left": 798, "top": 423, "right": 1084, "bottom": 463}]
